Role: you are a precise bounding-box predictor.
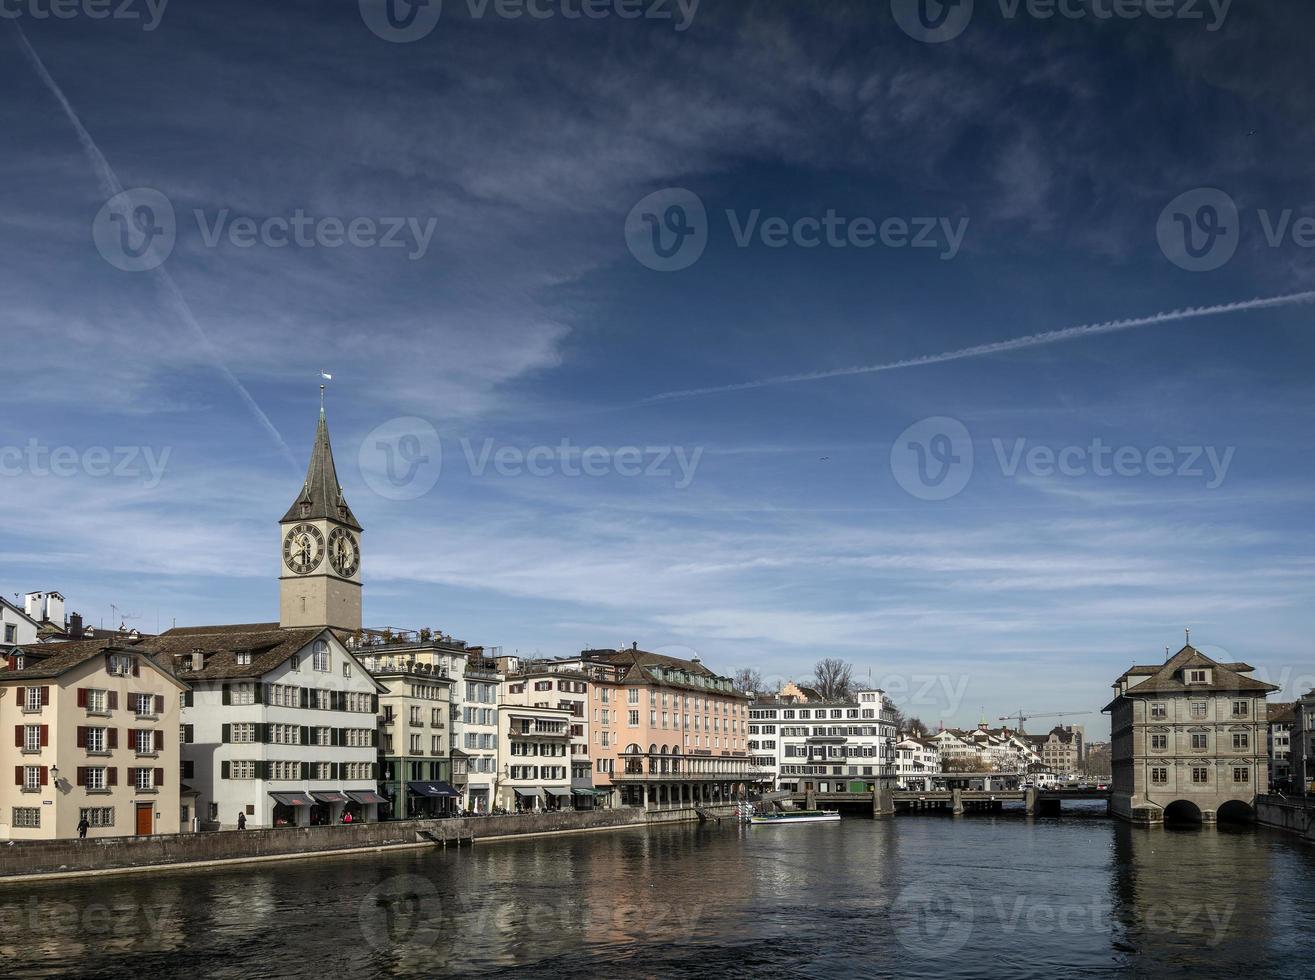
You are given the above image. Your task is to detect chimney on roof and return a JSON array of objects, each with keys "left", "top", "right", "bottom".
[
  {"left": 191, "top": 649, "right": 204, "bottom": 672},
  {"left": 632, "top": 642, "right": 638, "bottom": 651},
  {"left": 69, "top": 613, "right": 83, "bottom": 640}
]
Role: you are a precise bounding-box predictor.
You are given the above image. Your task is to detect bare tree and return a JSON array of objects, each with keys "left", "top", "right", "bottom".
[
  {"left": 904, "top": 716, "right": 929, "bottom": 737},
  {"left": 732, "top": 667, "right": 764, "bottom": 696},
  {"left": 812, "top": 658, "right": 853, "bottom": 701}
]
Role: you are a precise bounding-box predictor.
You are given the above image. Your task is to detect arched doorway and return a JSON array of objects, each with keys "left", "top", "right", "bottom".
[
  {"left": 1217, "top": 800, "right": 1254, "bottom": 824},
  {"left": 1163, "top": 800, "right": 1203, "bottom": 825}
]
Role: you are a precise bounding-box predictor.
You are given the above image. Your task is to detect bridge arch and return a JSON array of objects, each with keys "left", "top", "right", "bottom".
[
  {"left": 1217, "top": 799, "right": 1255, "bottom": 824},
  {"left": 1163, "top": 800, "right": 1203, "bottom": 825}
]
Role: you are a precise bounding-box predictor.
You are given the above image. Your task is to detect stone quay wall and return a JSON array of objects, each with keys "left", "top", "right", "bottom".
[
  {"left": 0, "top": 804, "right": 739, "bottom": 882},
  {"left": 1255, "top": 794, "right": 1315, "bottom": 841}
]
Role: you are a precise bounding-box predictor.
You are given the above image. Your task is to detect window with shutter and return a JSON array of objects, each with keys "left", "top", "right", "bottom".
[
  {"left": 108, "top": 691, "right": 118, "bottom": 711},
  {"left": 107, "top": 768, "right": 117, "bottom": 786},
  {"left": 77, "top": 688, "right": 87, "bottom": 708},
  {"left": 155, "top": 730, "right": 164, "bottom": 751},
  {"left": 155, "top": 768, "right": 164, "bottom": 786},
  {"left": 76, "top": 726, "right": 87, "bottom": 749},
  {"left": 39, "top": 725, "right": 48, "bottom": 748},
  {"left": 155, "top": 694, "right": 164, "bottom": 714},
  {"left": 13, "top": 726, "right": 21, "bottom": 748},
  {"left": 14, "top": 766, "right": 22, "bottom": 786},
  {"left": 40, "top": 687, "right": 50, "bottom": 706}
]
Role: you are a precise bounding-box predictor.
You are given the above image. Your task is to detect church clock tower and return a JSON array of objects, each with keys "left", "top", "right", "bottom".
[{"left": 279, "top": 399, "right": 362, "bottom": 633}]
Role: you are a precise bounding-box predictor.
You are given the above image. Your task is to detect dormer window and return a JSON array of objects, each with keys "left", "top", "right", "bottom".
[
  {"left": 1187, "top": 669, "right": 1208, "bottom": 684},
  {"left": 108, "top": 654, "right": 135, "bottom": 677},
  {"left": 236, "top": 651, "right": 252, "bottom": 666}
]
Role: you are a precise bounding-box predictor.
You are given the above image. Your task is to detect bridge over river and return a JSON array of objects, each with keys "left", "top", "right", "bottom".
[{"left": 785, "top": 786, "right": 1111, "bottom": 817}]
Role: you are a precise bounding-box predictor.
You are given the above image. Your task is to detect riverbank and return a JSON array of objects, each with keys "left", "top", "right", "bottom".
[
  {"left": 0, "top": 803, "right": 739, "bottom": 883},
  {"left": 1255, "top": 793, "right": 1315, "bottom": 842}
]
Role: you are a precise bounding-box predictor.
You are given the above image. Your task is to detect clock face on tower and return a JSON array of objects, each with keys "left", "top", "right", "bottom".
[
  {"left": 282, "top": 523, "right": 324, "bottom": 575},
  {"left": 327, "top": 526, "right": 360, "bottom": 577}
]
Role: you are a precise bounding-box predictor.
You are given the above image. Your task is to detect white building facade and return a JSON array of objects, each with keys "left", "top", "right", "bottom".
[
  {"left": 748, "top": 690, "right": 897, "bottom": 793},
  {"left": 166, "top": 627, "right": 386, "bottom": 829}
]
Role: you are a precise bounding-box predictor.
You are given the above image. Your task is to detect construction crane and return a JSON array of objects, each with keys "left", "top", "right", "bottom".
[{"left": 997, "top": 710, "right": 1091, "bottom": 734}]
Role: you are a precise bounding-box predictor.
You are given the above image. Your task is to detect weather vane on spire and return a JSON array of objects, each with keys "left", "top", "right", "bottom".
[{"left": 319, "top": 371, "right": 332, "bottom": 413}]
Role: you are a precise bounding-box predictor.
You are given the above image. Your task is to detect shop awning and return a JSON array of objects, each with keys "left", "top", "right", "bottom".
[
  {"left": 408, "top": 781, "right": 460, "bottom": 799},
  {"left": 572, "top": 788, "right": 609, "bottom": 797},
  {"left": 311, "top": 790, "right": 347, "bottom": 804},
  {"left": 347, "top": 790, "right": 387, "bottom": 805},
  {"left": 545, "top": 789, "right": 572, "bottom": 799},
  {"left": 270, "top": 792, "right": 313, "bottom": 807},
  {"left": 513, "top": 788, "right": 542, "bottom": 799}
]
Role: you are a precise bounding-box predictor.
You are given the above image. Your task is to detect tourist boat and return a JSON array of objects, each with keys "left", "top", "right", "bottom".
[{"left": 748, "top": 809, "right": 841, "bottom": 825}]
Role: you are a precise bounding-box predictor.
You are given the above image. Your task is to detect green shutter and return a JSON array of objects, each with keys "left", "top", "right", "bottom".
[
  {"left": 221, "top": 685, "right": 231, "bottom": 706},
  {"left": 300, "top": 726, "right": 310, "bottom": 745},
  {"left": 252, "top": 684, "right": 264, "bottom": 705},
  {"left": 221, "top": 761, "right": 230, "bottom": 779},
  {"left": 221, "top": 724, "right": 231, "bottom": 744}
]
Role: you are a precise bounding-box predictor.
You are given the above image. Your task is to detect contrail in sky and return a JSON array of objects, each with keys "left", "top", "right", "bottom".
[
  {"left": 642, "top": 290, "right": 1315, "bottom": 404},
  {"left": 11, "top": 23, "right": 296, "bottom": 469}
]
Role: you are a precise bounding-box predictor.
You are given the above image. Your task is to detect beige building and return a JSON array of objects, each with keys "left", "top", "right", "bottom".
[
  {"left": 0, "top": 640, "right": 187, "bottom": 839},
  {"left": 373, "top": 661, "right": 454, "bottom": 818},
  {"left": 497, "top": 686, "right": 572, "bottom": 812},
  {"left": 1106, "top": 643, "right": 1277, "bottom": 825}
]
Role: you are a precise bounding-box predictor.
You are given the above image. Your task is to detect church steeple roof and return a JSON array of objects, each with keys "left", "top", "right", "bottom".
[{"left": 281, "top": 407, "right": 362, "bottom": 531}]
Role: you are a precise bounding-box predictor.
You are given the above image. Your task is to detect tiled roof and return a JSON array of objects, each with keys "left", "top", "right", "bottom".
[
  {"left": 1107, "top": 644, "right": 1278, "bottom": 710},
  {"left": 1267, "top": 702, "right": 1296, "bottom": 724},
  {"left": 582, "top": 647, "right": 748, "bottom": 699},
  {"left": 146, "top": 625, "right": 325, "bottom": 680},
  {"left": 0, "top": 638, "right": 125, "bottom": 680}
]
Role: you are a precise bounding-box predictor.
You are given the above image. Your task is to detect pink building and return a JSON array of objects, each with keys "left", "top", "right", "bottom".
[{"left": 550, "top": 646, "right": 770, "bottom": 809}]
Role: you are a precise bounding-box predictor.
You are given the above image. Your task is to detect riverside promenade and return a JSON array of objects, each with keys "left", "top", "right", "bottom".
[{"left": 0, "top": 802, "right": 740, "bottom": 882}]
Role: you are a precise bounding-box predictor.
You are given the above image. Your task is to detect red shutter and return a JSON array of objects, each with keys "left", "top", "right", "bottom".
[
  {"left": 14, "top": 766, "right": 21, "bottom": 787},
  {"left": 14, "top": 687, "right": 23, "bottom": 706},
  {"left": 154, "top": 767, "right": 164, "bottom": 787},
  {"left": 108, "top": 728, "right": 118, "bottom": 750},
  {"left": 132, "top": 660, "right": 140, "bottom": 677},
  {"left": 155, "top": 730, "right": 164, "bottom": 751},
  {"left": 13, "top": 726, "right": 21, "bottom": 748},
  {"left": 154, "top": 694, "right": 164, "bottom": 714},
  {"left": 76, "top": 727, "right": 87, "bottom": 749},
  {"left": 39, "top": 726, "right": 48, "bottom": 748},
  {"left": 107, "top": 767, "right": 117, "bottom": 787},
  {"left": 108, "top": 691, "right": 118, "bottom": 711},
  {"left": 77, "top": 688, "right": 87, "bottom": 708},
  {"left": 39, "top": 687, "right": 49, "bottom": 706},
  {"left": 77, "top": 767, "right": 87, "bottom": 786},
  {"left": 38, "top": 767, "right": 48, "bottom": 786}
]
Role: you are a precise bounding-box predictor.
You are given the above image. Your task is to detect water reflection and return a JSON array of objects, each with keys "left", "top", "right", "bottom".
[{"left": 0, "top": 813, "right": 1311, "bottom": 979}]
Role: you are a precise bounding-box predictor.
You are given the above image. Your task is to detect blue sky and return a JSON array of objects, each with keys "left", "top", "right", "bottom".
[{"left": 4, "top": 1, "right": 1314, "bottom": 736}]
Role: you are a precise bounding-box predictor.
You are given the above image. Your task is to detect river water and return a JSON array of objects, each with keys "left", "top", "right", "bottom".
[{"left": 3, "top": 804, "right": 1313, "bottom": 979}]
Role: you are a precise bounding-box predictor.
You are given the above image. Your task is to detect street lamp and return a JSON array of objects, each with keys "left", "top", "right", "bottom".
[{"left": 50, "top": 765, "right": 59, "bottom": 787}]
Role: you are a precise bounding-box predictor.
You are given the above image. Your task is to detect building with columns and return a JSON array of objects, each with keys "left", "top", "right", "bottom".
[{"left": 542, "top": 646, "right": 769, "bottom": 808}]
